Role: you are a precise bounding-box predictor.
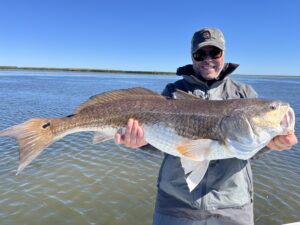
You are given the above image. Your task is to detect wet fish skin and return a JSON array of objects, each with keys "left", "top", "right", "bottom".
[{"left": 0, "top": 88, "right": 295, "bottom": 191}]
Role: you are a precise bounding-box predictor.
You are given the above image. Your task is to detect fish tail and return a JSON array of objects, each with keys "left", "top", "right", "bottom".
[{"left": 0, "top": 118, "right": 56, "bottom": 174}]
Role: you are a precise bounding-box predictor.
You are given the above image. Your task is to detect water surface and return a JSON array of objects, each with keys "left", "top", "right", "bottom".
[{"left": 0, "top": 70, "right": 299, "bottom": 225}]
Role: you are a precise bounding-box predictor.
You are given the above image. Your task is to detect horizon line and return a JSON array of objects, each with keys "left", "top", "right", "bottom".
[{"left": 0, "top": 65, "right": 299, "bottom": 77}]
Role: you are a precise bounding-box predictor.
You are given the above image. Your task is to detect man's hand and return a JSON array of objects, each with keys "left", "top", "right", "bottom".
[
  {"left": 267, "top": 132, "right": 298, "bottom": 151},
  {"left": 114, "top": 119, "right": 148, "bottom": 148}
]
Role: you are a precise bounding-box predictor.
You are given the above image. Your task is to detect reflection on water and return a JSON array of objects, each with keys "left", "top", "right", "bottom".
[{"left": 0, "top": 70, "right": 299, "bottom": 225}]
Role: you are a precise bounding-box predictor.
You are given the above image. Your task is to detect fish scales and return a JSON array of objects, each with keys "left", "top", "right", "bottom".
[
  {"left": 90, "top": 99, "right": 224, "bottom": 140},
  {"left": 26, "top": 96, "right": 291, "bottom": 143},
  {"left": 45, "top": 97, "right": 225, "bottom": 143}
]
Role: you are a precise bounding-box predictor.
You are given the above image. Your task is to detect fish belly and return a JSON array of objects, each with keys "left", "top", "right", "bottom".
[
  {"left": 144, "top": 123, "right": 236, "bottom": 161},
  {"left": 143, "top": 124, "right": 183, "bottom": 157}
]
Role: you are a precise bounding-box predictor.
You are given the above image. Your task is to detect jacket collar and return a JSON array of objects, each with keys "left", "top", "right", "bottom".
[{"left": 176, "top": 63, "right": 239, "bottom": 88}]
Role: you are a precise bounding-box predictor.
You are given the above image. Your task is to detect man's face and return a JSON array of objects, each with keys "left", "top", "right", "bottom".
[{"left": 192, "top": 45, "right": 225, "bottom": 80}]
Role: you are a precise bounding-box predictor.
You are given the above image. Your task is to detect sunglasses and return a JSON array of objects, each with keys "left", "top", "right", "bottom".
[{"left": 192, "top": 48, "right": 223, "bottom": 61}]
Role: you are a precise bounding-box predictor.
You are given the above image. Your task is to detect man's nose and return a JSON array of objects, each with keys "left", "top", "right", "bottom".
[{"left": 202, "top": 55, "right": 213, "bottom": 61}]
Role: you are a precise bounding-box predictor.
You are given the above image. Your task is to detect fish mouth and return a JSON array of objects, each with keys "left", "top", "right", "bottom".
[{"left": 280, "top": 107, "right": 295, "bottom": 133}]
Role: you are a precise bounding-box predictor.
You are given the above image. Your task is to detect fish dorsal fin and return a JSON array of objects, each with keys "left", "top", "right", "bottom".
[
  {"left": 75, "top": 87, "right": 163, "bottom": 114},
  {"left": 172, "top": 89, "right": 201, "bottom": 100}
]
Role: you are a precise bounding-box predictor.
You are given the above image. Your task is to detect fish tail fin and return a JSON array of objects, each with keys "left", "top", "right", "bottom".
[
  {"left": 180, "top": 158, "right": 210, "bottom": 192},
  {"left": 0, "top": 118, "right": 55, "bottom": 174}
]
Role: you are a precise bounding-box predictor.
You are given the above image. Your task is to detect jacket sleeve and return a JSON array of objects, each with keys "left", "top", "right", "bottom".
[
  {"left": 241, "top": 84, "right": 258, "bottom": 98},
  {"left": 161, "top": 83, "right": 176, "bottom": 98}
]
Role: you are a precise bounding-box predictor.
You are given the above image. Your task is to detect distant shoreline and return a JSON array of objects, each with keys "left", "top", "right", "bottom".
[
  {"left": 0, "top": 66, "right": 175, "bottom": 75},
  {"left": 0, "top": 66, "right": 299, "bottom": 77}
]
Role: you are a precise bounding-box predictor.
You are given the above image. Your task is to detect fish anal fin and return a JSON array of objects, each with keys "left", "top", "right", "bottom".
[
  {"left": 180, "top": 158, "right": 210, "bottom": 191},
  {"left": 75, "top": 88, "right": 164, "bottom": 114}
]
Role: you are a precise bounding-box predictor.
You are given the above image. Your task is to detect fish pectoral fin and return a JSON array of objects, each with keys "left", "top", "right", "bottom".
[
  {"left": 176, "top": 139, "right": 217, "bottom": 161},
  {"left": 92, "top": 132, "right": 114, "bottom": 144},
  {"left": 180, "top": 158, "right": 210, "bottom": 192}
]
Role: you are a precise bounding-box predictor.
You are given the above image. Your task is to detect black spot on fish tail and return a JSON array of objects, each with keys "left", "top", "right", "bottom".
[{"left": 42, "top": 122, "right": 50, "bottom": 129}]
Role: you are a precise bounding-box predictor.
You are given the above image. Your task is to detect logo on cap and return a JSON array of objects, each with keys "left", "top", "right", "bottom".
[{"left": 202, "top": 31, "right": 211, "bottom": 39}]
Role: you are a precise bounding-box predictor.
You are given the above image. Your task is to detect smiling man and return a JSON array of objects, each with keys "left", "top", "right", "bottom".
[
  {"left": 191, "top": 30, "right": 225, "bottom": 81},
  {"left": 115, "top": 27, "right": 298, "bottom": 225}
]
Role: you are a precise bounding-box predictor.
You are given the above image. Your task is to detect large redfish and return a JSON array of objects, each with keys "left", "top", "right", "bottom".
[{"left": 0, "top": 88, "right": 295, "bottom": 191}]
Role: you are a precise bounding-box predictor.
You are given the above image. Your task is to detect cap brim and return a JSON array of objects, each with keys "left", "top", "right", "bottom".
[{"left": 192, "top": 41, "right": 225, "bottom": 53}]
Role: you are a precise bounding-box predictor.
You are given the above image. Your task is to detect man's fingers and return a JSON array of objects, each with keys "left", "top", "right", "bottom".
[
  {"left": 130, "top": 120, "right": 139, "bottom": 145},
  {"left": 124, "top": 119, "right": 134, "bottom": 146},
  {"left": 275, "top": 134, "right": 298, "bottom": 149},
  {"left": 125, "top": 119, "right": 134, "bottom": 136},
  {"left": 136, "top": 125, "right": 148, "bottom": 146},
  {"left": 137, "top": 125, "right": 144, "bottom": 140},
  {"left": 267, "top": 133, "right": 298, "bottom": 151},
  {"left": 114, "top": 133, "right": 122, "bottom": 144},
  {"left": 124, "top": 119, "right": 141, "bottom": 148},
  {"left": 114, "top": 128, "right": 126, "bottom": 144},
  {"left": 114, "top": 118, "right": 148, "bottom": 148},
  {"left": 268, "top": 136, "right": 292, "bottom": 151},
  {"left": 282, "top": 133, "right": 298, "bottom": 145}
]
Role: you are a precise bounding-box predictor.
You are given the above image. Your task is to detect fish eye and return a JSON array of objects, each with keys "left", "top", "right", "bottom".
[{"left": 270, "top": 104, "right": 277, "bottom": 110}]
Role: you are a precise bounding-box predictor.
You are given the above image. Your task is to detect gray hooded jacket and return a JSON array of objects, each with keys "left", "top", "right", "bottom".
[{"left": 153, "top": 63, "right": 257, "bottom": 224}]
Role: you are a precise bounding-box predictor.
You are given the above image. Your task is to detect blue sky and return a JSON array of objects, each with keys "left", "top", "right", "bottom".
[{"left": 0, "top": 0, "right": 299, "bottom": 75}]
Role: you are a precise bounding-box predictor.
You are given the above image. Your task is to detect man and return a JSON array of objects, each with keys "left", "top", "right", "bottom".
[{"left": 115, "top": 28, "right": 298, "bottom": 225}]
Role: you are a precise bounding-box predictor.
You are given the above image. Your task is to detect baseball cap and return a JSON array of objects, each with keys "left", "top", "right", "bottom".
[{"left": 191, "top": 27, "right": 225, "bottom": 53}]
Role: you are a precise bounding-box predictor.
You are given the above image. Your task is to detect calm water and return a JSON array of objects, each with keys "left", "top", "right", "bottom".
[{"left": 0, "top": 70, "right": 299, "bottom": 225}]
